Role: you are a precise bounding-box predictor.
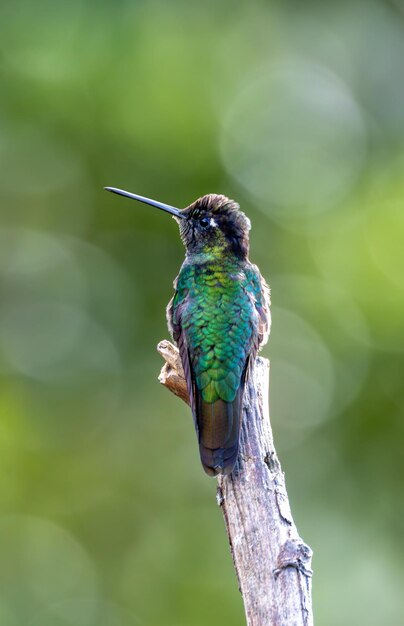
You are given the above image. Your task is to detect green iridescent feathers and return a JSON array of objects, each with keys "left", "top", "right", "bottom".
[{"left": 172, "top": 262, "right": 259, "bottom": 404}]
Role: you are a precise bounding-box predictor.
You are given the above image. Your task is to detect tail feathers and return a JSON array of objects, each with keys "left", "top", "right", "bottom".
[
  {"left": 196, "top": 393, "right": 242, "bottom": 476},
  {"left": 199, "top": 440, "right": 239, "bottom": 476}
]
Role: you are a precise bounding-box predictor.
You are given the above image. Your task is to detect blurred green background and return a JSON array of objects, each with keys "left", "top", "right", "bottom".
[{"left": 0, "top": 0, "right": 403, "bottom": 624}]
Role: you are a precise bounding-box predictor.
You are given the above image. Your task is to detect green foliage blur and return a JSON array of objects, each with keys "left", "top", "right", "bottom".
[{"left": 0, "top": 0, "right": 403, "bottom": 624}]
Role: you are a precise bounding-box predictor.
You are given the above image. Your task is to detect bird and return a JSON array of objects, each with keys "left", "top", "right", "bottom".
[{"left": 105, "top": 187, "right": 271, "bottom": 476}]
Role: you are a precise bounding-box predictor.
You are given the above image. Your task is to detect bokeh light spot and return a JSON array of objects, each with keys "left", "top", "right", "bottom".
[
  {"left": 269, "top": 306, "right": 335, "bottom": 435},
  {"left": 221, "top": 60, "right": 367, "bottom": 219}
]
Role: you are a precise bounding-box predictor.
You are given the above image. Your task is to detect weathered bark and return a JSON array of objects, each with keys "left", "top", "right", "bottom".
[{"left": 158, "top": 339, "right": 313, "bottom": 626}]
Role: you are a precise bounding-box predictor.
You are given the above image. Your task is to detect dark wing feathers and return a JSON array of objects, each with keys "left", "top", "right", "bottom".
[{"left": 167, "top": 291, "right": 196, "bottom": 423}]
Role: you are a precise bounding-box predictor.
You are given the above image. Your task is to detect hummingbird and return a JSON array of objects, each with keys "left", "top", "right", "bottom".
[{"left": 105, "top": 187, "right": 271, "bottom": 476}]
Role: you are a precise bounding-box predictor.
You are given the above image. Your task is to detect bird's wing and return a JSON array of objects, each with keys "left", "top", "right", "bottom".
[
  {"left": 246, "top": 263, "right": 271, "bottom": 351},
  {"left": 166, "top": 269, "right": 196, "bottom": 414}
]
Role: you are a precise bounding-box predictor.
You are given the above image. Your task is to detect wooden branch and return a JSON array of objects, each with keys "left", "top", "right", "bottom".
[{"left": 157, "top": 340, "right": 314, "bottom": 626}]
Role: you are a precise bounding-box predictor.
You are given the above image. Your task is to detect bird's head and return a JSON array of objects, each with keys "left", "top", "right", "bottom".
[
  {"left": 105, "top": 188, "right": 251, "bottom": 259},
  {"left": 178, "top": 194, "right": 250, "bottom": 258}
]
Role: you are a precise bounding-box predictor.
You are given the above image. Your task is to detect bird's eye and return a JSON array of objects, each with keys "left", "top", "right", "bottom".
[{"left": 199, "top": 216, "right": 210, "bottom": 228}]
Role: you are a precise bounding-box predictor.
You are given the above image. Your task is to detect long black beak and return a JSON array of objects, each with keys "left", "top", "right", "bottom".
[{"left": 104, "top": 187, "right": 184, "bottom": 219}]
